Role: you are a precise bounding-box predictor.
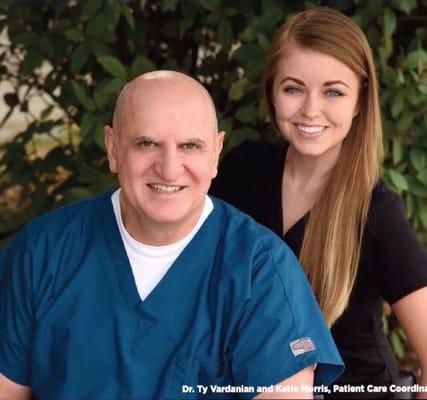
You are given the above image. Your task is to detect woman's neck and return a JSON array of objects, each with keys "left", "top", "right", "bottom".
[{"left": 285, "top": 145, "right": 341, "bottom": 193}]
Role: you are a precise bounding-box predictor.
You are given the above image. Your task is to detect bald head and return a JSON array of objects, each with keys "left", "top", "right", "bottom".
[{"left": 112, "top": 71, "right": 218, "bottom": 138}]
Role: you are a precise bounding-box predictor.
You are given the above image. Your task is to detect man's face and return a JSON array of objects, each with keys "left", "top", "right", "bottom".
[{"left": 105, "top": 78, "right": 224, "bottom": 244}]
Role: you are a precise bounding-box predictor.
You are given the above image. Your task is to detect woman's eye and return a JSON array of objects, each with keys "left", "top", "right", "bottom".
[
  {"left": 283, "top": 86, "right": 302, "bottom": 94},
  {"left": 325, "top": 89, "right": 343, "bottom": 97}
]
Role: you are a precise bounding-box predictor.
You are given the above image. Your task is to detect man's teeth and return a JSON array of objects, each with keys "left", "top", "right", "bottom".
[
  {"left": 150, "top": 184, "right": 182, "bottom": 193},
  {"left": 297, "top": 124, "right": 325, "bottom": 134}
]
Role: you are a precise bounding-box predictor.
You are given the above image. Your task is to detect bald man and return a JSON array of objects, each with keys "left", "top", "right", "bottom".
[{"left": 0, "top": 71, "right": 343, "bottom": 399}]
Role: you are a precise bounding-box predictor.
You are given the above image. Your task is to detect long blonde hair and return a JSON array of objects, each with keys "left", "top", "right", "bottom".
[{"left": 263, "top": 7, "right": 383, "bottom": 326}]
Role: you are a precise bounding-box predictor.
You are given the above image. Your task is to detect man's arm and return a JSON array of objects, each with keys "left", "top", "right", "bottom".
[
  {"left": 0, "top": 372, "right": 31, "bottom": 400},
  {"left": 254, "top": 366, "right": 314, "bottom": 400}
]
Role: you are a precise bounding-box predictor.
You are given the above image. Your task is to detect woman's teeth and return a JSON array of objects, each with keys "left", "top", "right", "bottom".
[{"left": 297, "top": 124, "right": 326, "bottom": 134}]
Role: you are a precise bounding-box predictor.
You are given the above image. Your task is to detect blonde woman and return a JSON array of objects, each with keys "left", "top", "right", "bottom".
[{"left": 211, "top": 7, "right": 427, "bottom": 398}]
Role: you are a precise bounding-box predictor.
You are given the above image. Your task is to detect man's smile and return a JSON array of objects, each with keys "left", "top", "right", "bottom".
[{"left": 148, "top": 183, "right": 185, "bottom": 193}]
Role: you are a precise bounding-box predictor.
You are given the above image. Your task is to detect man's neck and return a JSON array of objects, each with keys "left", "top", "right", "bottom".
[{"left": 119, "top": 194, "right": 206, "bottom": 246}]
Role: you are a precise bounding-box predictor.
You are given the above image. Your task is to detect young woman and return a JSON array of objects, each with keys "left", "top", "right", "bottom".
[{"left": 211, "top": 7, "right": 427, "bottom": 398}]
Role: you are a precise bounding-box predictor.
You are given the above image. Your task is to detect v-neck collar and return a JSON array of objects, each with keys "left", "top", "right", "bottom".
[
  {"left": 100, "top": 191, "right": 218, "bottom": 316},
  {"left": 272, "top": 143, "right": 308, "bottom": 256}
]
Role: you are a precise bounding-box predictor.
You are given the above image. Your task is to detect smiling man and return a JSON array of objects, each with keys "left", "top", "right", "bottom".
[{"left": 0, "top": 71, "right": 343, "bottom": 399}]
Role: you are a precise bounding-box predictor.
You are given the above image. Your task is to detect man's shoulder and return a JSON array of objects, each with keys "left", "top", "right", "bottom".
[
  {"left": 210, "top": 196, "right": 291, "bottom": 260},
  {"left": 20, "top": 190, "right": 113, "bottom": 240}
]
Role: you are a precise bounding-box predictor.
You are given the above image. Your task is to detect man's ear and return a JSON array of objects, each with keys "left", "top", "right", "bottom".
[
  {"left": 212, "top": 130, "right": 226, "bottom": 178},
  {"left": 104, "top": 125, "right": 117, "bottom": 173}
]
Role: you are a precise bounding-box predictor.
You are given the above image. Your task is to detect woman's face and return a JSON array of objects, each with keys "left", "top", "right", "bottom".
[{"left": 272, "top": 46, "right": 360, "bottom": 159}]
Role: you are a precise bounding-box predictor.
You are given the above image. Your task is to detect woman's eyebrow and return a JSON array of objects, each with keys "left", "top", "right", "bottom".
[
  {"left": 279, "top": 76, "right": 305, "bottom": 86},
  {"left": 324, "top": 80, "right": 350, "bottom": 88}
]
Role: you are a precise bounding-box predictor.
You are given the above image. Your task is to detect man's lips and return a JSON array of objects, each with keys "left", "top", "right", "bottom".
[{"left": 147, "top": 183, "right": 185, "bottom": 193}]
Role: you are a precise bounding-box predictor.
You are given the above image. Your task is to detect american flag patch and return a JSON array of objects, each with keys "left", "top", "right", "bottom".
[{"left": 289, "top": 337, "right": 316, "bottom": 356}]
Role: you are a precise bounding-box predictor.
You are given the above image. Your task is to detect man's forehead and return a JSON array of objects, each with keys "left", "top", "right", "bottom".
[{"left": 114, "top": 71, "right": 218, "bottom": 133}]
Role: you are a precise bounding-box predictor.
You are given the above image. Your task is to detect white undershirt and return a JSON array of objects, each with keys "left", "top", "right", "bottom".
[{"left": 111, "top": 188, "right": 213, "bottom": 301}]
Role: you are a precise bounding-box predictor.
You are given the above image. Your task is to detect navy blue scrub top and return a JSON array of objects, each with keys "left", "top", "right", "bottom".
[{"left": 0, "top": 191, "right": 343, "bottom": 399}]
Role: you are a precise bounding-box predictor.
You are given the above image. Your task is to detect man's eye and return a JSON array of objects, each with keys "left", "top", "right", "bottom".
[
  {"left": 182, "top": 143, "right": 199, "bottom": 150},
  {"left": 138, "top": 141, "right": 156, "bottom": 148}
]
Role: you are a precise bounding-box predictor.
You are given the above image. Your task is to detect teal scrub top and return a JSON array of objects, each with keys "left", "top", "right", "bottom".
[{"left": 0, "top": 192, "right": 343, "bottom": 399}]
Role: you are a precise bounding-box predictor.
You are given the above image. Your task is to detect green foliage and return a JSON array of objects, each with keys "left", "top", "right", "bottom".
[
  {"left": 0, "top": 0, "right": 425, "bottom": 367},
  {"left": 1, "top": 0, "right": 425, "bottom": 246}
]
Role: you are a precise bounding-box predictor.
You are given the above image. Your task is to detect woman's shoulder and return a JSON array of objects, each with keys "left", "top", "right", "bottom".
[{"left": 369, "top": 180, "right": 405, "bottom": 217}]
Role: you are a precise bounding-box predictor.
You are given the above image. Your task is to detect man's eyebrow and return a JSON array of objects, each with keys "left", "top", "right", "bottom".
[
  {"left": 183, "top": 138, "right": 206, "bottom": 145},
  {"left": 133, "top": 135, "right": 156, "bottom": 142}
]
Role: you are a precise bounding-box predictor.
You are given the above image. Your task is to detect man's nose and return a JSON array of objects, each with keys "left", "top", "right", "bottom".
[
  {"left": 301, "top": 93, "right": 322, "bottom": 119},
  {"left": 154, "top": 147, "right": 184, "bottom": 181}
]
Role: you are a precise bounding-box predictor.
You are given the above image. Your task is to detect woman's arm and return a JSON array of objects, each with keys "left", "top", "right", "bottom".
[
  {"left": 0, "top": 373, "right": 31, "bottom": 400},
  {"left": 254, "top": 366, "right": 314, "bottom": 399},
  {"left": 392, "top": 287, "right": 427, "bottom": 399}
]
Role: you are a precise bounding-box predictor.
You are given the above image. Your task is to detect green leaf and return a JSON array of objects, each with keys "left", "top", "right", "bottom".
[
  {"left": 404, "top": 192, "right": 414, "bottom": 218},
  {"left": 81, "top": 0, "right": 102, "bottom": 20},
  {"left": 71, "top": 43, "right": 89, "bottom": 74},
  {"left": 120, "top": 3, "right": 135, "bottom": 29},
  {"left": 392, "top": 138, "right": 403, "bottom": 165},
  {"left": 409, "top": 148, "right": 426, "bottom": 172},
  {"left": 383, "top": 8, "right": 396, "bottom": 36},
  {"left": 235, "top": 105, "right": 258, "bottom": 123},
  {"left": 228, "top": 78, "right": 248, "bottom": 101},
  {"left": 397, "top": 112, "right": 415, "bottom": 130},
  {"left": 405, "top": 50, "right": 427, "bottom": 70},
  {"left": 396, "top": 69, "right": 405, "bottom": 84},
  {"left": 391, "top": 91, "right": 404, "bottom": 118},
  {"left": 86, "top": 13, "right": 108, "bottom": 36},
  {"left": 226, "top": 128, "right": 260, "bottom": 150},
  {"left": 20, "top": 47, "right": 43, "bottom": 74},
  {"left": 390, "top": 0, "right": 417, "bottom": 14},
  {"left": 80, "top": 112, "right": 96, "bottom": 138},
  {"left": 86, "top": 38, "right": 111, "bottom": 56},
  {"left": 388, "top": 169, "right": 408, "bottom": 191},
  {"left": 218, "top": 117, "right": 233, "bottom": 135},
  {"left": 94, "top": 120, "right": 105, "bottom": 149},
  {"left": 418, "top": 84, "right": 427, "bottom": 95},
  {"left": 97, "top": 55, "right": 126, "bottom": 78},
  {"left": 64, "top": 29, "right": 84, "bottom": 42},
  {"left": 130, "top": 56, "right": 156, "bottom": 78},
  {"left": 232, "top": 44, "right": 265, "bottom": 63},
  {"left": 40, "top": 105, "right": 54, "bottom": 120},
  {"left": 40, "top": 37, "right": 54, "bottom": 59},
  {"left": 71, "top": 80, "right": 96, "bottom": 111},
  {"left": 162, "top": 0, "right": 178, "bottom": 11},
  {"left": 94, "top": 76, "right": 125, "bottom": 107},
  {"left": 77, "top": 164, "right": 109, "bottom": 184},
  {"left": 217, "top": 19, "right": 233, "bottom": 51},
  {"left": 199, "top": 0, "right": 220, "bottom": 12},
  {"left": 390, "top": 331, "right": 405, "bottom": 359},
  {"left": 382, "top": 313, "right": 389, "bottom": 335},
  {"left": 14, "top": 31, "right": 39, "bottom": 46},
  {"left": 367, "top": 0, "right": 383, "bottom": 17},
  {"left": 100, "top": 77, "right": 126, "bottom": 94},
  {"left": 417, "top": 169, "right": 427, "bottom": 185},
  {"left": 62, "top": 187, "right": 93, "bottom": 202},
  {"left": 407, "top": 177, "right": 427, "bottom": 197}
]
